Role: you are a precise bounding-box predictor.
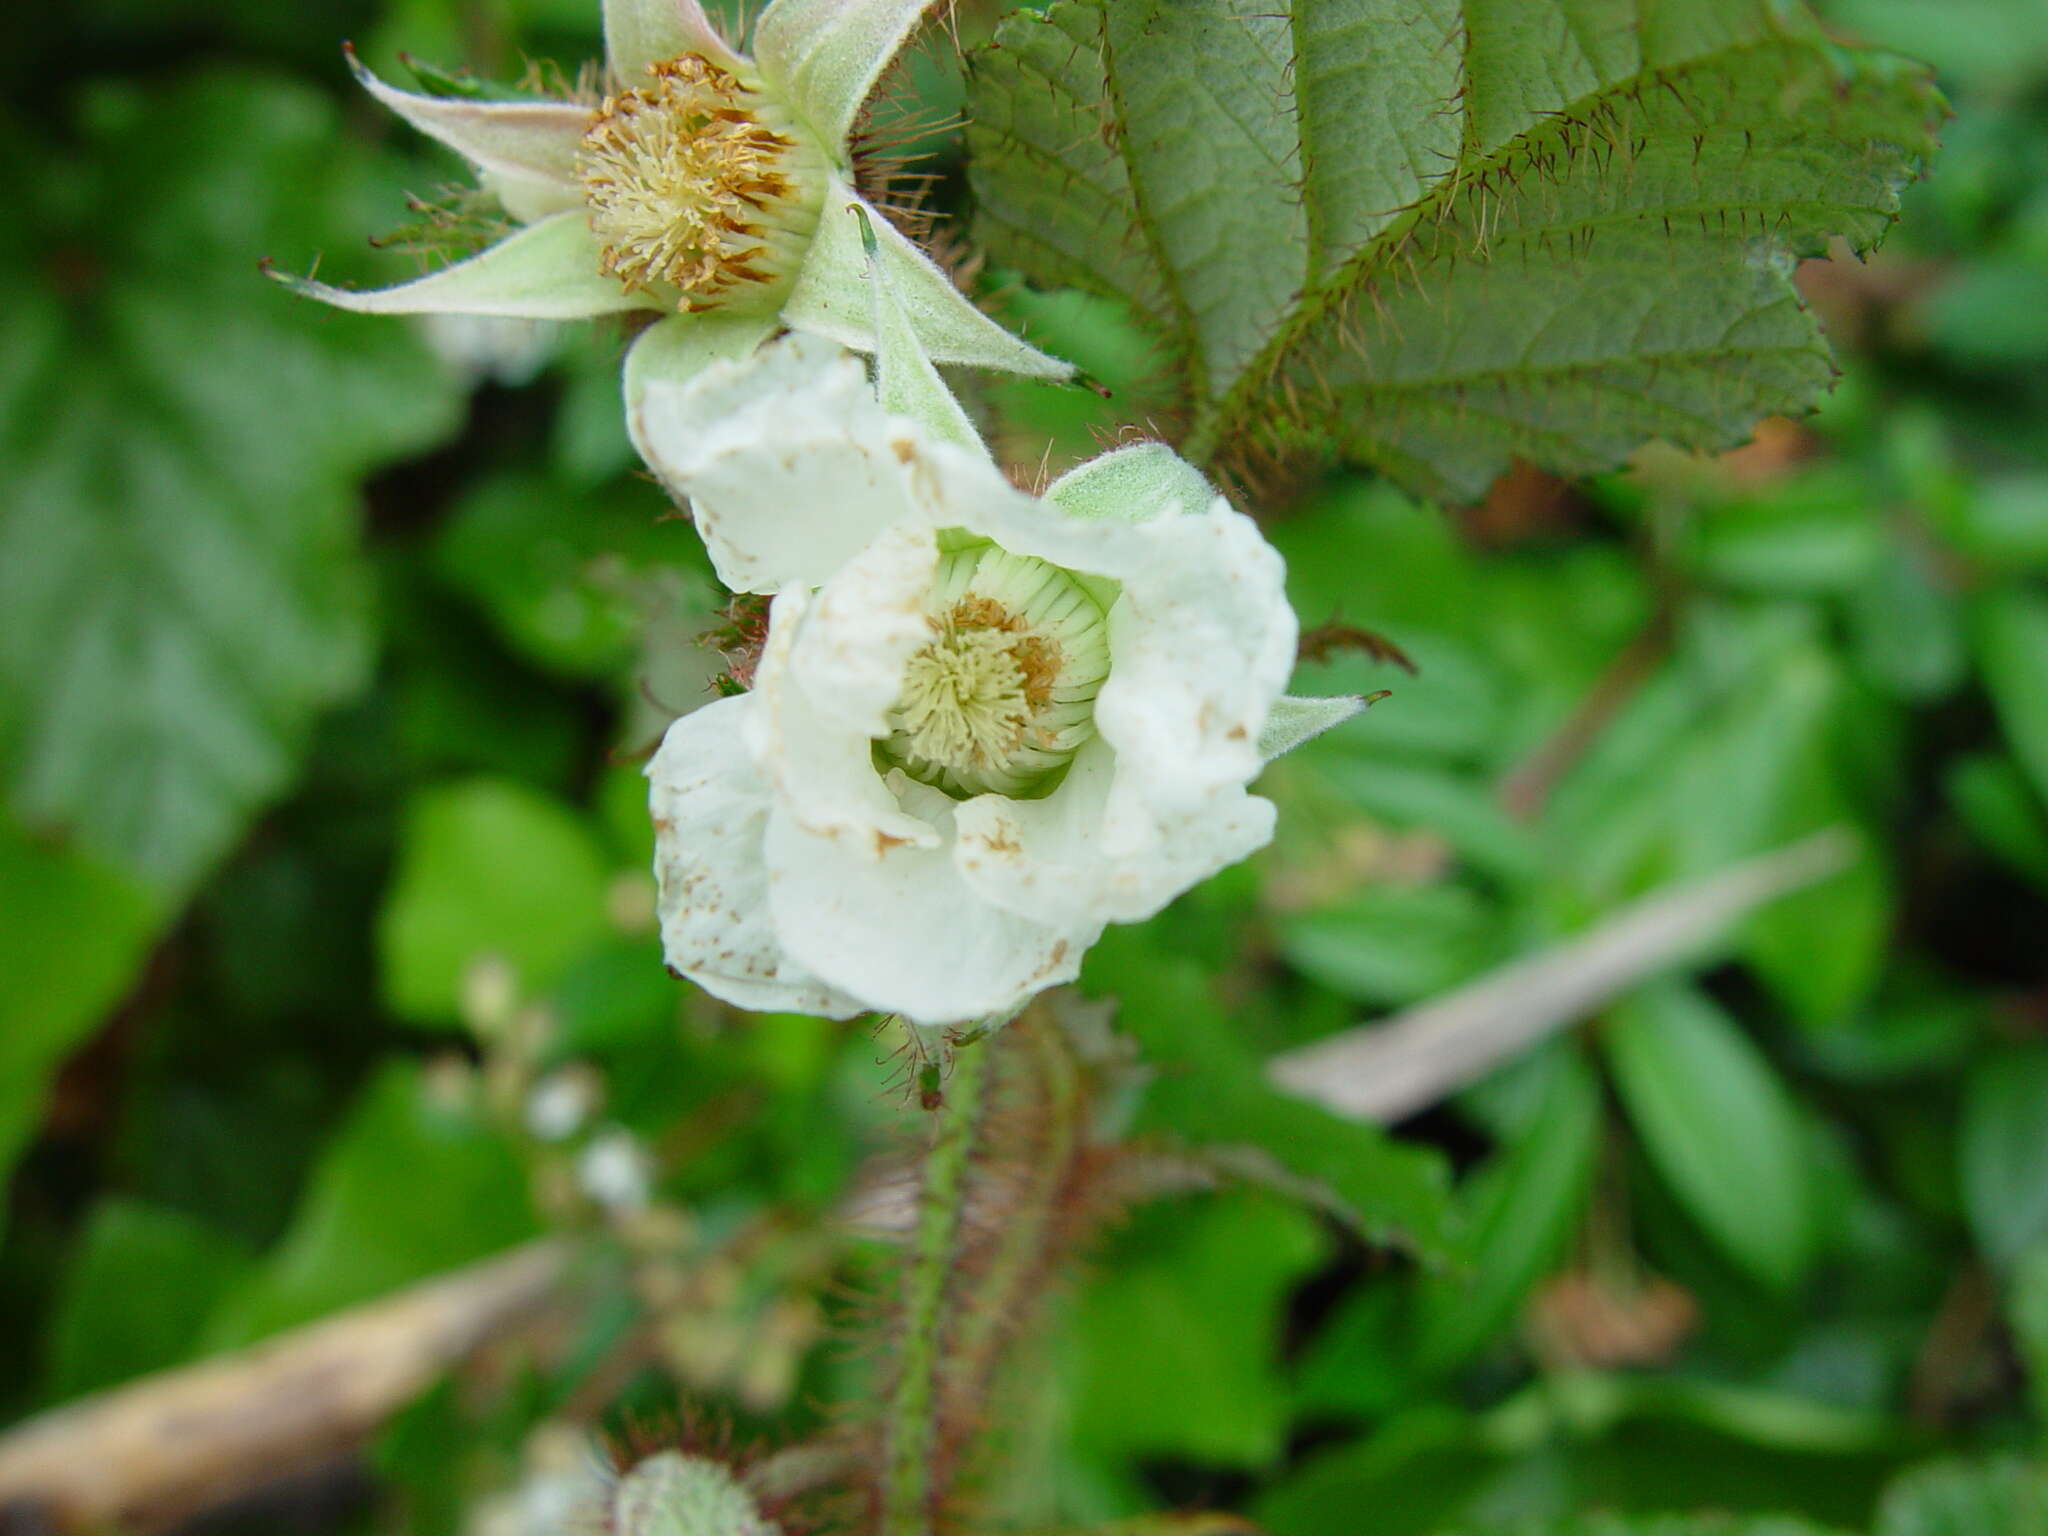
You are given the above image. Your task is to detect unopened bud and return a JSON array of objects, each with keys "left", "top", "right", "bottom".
[{"left": 611, "top": 1452, "right": 777, "bottom": 1536}]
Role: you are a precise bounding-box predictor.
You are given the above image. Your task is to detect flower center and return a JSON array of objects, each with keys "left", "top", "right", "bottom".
[
  {"left": 577, "top": 54, "right": 827, "bottom": 311},
  {"left": 879, "top": 544, "right": 1111, "bottom": 800}
]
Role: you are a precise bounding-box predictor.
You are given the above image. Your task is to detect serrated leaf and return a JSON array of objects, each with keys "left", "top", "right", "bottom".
[
  {"left": 967, "top": 1, "right": 1940, "bottom": 499},
  {"left": 0, "top": 72, "right": 462, "bottom": 902},
  {"left": 966, "top": 4, "right": 1171, "bottom": 334}
]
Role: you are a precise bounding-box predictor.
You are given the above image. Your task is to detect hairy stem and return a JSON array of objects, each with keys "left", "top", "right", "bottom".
[
  {"left": 882, "top": 1036, "right": 991, "bottom": 1536},
  {"left": 951, "top": 1022, "right": 1081, "bottom": 1408}
]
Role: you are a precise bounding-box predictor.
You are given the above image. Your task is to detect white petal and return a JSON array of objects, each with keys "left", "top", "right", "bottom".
[
  {"left": 746, "top": 582, "right": 938, "bottom": 854},
  {"left": 753, "top": 0, "right": 930, "bottom": 151},
  {"left": 606, "top": 0, "right": 743, "bottom": 80},
  {"left": 782, "top": 183, "right": 1073, "bottom": 378},
  {"left": 647, "top": 695, "right": 869, "bottom": 1017},
  {"left": 633, "top": 331, "right": 921, "bottom": 593},
  {"left": 348, "top": 49, "right": 587, "bottom": 216},
  {"left": 623, "top": 309, "right": 778, "bottom": 482},
  {"left": 789, "top": 520, "right": 940, "bottom": 737},
  {"left": 1258, "top": 694, "right": 1366, "bottom": 761},
  {"left": 1093, "top": 505, "right": 1296, "bottom": 815},
  {"left": 765, "top": 788, "right": 1097, "bottom": 1027},
  {"left": 269, "top": 211, "right": 644, "bottom": 318},
  {"left": 954, "top": 741, "right": 1277, "bottom": 927},
  {"left": 1044, "top": 441, "right": 1214, "bottom": 524}
]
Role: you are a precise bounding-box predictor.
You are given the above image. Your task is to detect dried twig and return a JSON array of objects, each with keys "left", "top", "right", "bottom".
[
  {"left": 0, "top": 1241, "right": 568, "bottom": 1533},
  {"left": 1267, "top": 830, "right": 1858, "bottom": 1123}
]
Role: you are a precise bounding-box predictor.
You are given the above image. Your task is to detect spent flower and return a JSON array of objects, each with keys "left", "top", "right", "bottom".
[{"left": 269, "top": 0, "right": 1067, "bottom": 406}]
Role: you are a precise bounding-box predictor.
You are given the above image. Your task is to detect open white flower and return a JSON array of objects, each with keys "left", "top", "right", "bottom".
[
  {"left": 269, "top": 0, "right": 1066, "bottom": 403},
  {"left": 638, "top": 334, "right": 1356, "bottom": 1027}
]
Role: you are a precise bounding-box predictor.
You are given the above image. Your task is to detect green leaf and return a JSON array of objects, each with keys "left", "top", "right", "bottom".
[
  {"left": 967, "top": 1, "right": 1940, "bottom": 497},
  {"left": 433, "top": 470, "right": 705, "bottom": 678},
  {"left": 1975, "top": 586, "right": 2048, "bottom": 809},
  {"left": 1874, "top": 1458, "right": 2048, "bottom": 1536},
  {"left": 1066, "top": 1192, "right": 1328, "bottom": 1469},
  {"left": 1277, "top": 880, "right": 1507, "bottom": 1007},
  {"left": 1604, "top": 983, "right": 1817, "bottom": 1291},
  {"left": 378, "top": 778, "right": 614, "bottom": 1026},
  {"left": 47, "top": 1200, "right": 253, "bottom": 1402},
  {"left": 2011, "top": 1243, "right": 2048, "bottom": 1435},
  {"left": 965, "top": 4, "right": 1172, "bottom": 340},
  {"left": 0, "top": 72, "right": 462, "bottom": 902},
  {"left": 1546, "top": 619, "right": 1890, "bottom": 1027},
  {"left": 203, "top": 1061, "right": 537, "bottom": 1349},
  {"left": 1296, "top": 1049, "right": 1600, "bottom": 1416},
  {"left": 1957, "top": 1045, "right": 2048, "bottom": 1271},
  {"left": 1466, "top": 1520, "right": 1845, "bottom": 1536},
  {"left": 1946, "top": 752, "right": 2048, "bottom": 890},
  {"left": 0, "top": 815, "right": 162, "bottom": 1241},
  {"left": 1410, "top": 1050, "right": 1602, "bottom": 1371},
  {"left": 1083, "top": 927, "right": 1457, "bottom": 1262}
]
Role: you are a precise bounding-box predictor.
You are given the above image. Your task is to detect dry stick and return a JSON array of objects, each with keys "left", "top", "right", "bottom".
[
  {"left": 1498, "top": 606, "right": 1675, "bottom": 822},
  {"left": 1267, "top": 830, "right": 1857, "bottom": 1124},
  {"left": 0, "top": 1241, "right": 566, "bottom": 1534}
]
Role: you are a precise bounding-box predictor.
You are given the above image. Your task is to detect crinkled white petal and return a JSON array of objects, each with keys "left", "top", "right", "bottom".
[
  {"left": 606, "top": 0, "right": 743, "bottom": 80},
  {"left": 634, "top": 332, "right": 921, "bottom": 594},
  {"left": 953, "top": 740, "right": 1277, "bottom": 928},
  {"left": 271, "top": 211, "right": 642, "bottom": 319},
  {"left": 783, "top": 180, "right": 1072, "bottom": 378},
  {"left": 746, "top": 580, "right": 938, "bottom": 853},
  {"left": 1093, "top": 506, "right": 1296, "bottom": 815},
  {"left": 647, "top": 695, "right": 868, "bottom": 1017},
  {"left": 623, "top": 309, "right": 779, "bottom": 491},
  {"left": 752, "top": 0, "right": 932, "bottom": 152},
  {"left": 764, "top": 777, "right": 1098, "bottom": 1027},
  {"left": 347, "top": 50, "right": 588, "bottom": 216}
]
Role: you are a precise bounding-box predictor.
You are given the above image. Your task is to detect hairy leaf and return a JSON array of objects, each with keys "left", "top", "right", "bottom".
[{"left": 967, "top": 0, "right": 1941, "bottom": 498}]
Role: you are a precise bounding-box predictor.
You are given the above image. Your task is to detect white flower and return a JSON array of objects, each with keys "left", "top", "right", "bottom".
[
  {"left": 268, "top": 0, "right": 1066, "bottom": 404},
  {"left": 637, "top": 335, "right": 1355, "bottom": 1027},
  {"left": 577, "top": 1127, "right": 654, "bottom": 1212}
]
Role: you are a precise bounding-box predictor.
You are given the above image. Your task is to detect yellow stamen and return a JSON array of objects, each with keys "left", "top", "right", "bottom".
[
  {"left": 896, "top": 616, "right": 1038, "bottom": 773},
  {"left": 879, "top": 547, "right": 1112, "bottom": 800},
  {"left": 577, "top": 54, "right": 824, "bottom": 309}
]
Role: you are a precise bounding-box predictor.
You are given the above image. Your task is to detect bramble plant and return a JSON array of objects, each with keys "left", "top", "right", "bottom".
[{"left": 27, "top": 0, "right": 2046, "bottom": 1533}]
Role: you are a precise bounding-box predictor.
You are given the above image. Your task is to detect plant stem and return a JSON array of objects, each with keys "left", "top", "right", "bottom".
[
  {"left": 881, "top": 1035, "right": 990, "bottom": 1536},
  {"left": 952, "top": 1022, "right": 1079, "bottom": 1406}
]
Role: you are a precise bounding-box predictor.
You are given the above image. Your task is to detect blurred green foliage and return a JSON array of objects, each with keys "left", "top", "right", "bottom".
[{"left": 0, "top": 0, "right": 2044, "bottom": 1533}]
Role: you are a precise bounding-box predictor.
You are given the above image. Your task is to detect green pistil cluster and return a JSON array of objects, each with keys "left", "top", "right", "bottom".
[{"left": 879, "top": 543, "right": 1110, "bottom": 800}]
